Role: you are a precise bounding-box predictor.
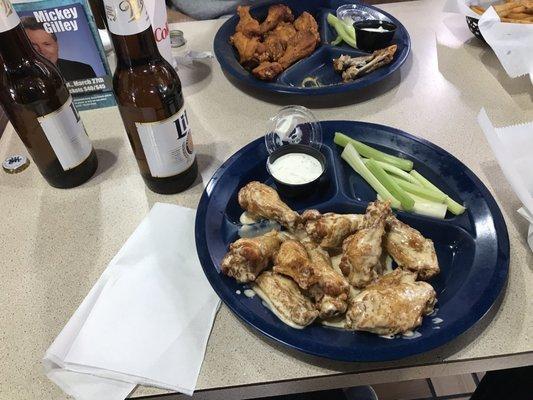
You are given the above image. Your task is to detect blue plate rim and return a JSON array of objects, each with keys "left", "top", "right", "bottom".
[
  {"left": 213, "top": 1, "right": 412, "bottom": 95},
  {"left": 195, "top": 120, "right": 510, "bottom": 361}
]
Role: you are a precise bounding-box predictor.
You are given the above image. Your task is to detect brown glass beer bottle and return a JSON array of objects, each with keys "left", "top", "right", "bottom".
[
  {"left": 103, "top": 0, "right": 197, "bottom": 194},
  {"left": 0, "top": 0, "right": 98, "bottom": 188}
]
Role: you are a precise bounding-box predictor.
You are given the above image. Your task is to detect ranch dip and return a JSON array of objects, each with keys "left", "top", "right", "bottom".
[
  {"left": 361, "top": 26, "right": 389, "bottom": 32},
  {"left": 268, "top": 153, "right": 323, "bottom": 185}
]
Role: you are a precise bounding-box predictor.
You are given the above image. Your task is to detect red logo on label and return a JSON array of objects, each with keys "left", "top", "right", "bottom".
[{"left": 154, "top": 22, "right": 169, "bottom": 42}]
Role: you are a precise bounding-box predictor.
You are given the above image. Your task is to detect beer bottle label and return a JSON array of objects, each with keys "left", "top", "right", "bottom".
[
  {"left": 38, "top": 96, "right": 93, "bottom": 171},
  {"left": 135, "top": 105, "right": 195, "bottom": 178},
  {"left": 0, "top": 0, "right": 20, "bottom": 33},
  {"left": 103, "top": 0, "right": 150, "bottom": 36}
]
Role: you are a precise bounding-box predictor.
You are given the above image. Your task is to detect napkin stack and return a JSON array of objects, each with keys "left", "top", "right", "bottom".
[
  {"left": 444, "top": 0, "right": 533, "bottom": 80},
  {"left": 44, "top": 203, "right": 220, "bottom": 400},
  {"left": 478, "top": 109, "right": 533, "bottom": 251}
]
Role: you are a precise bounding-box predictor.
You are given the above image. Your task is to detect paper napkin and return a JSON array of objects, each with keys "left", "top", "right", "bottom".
[
  {"left": 43, "top": 203, "right": 221, "bottom": 399},
  {"left": 477, "top": 109, "right": 533, "bottom": 251}
]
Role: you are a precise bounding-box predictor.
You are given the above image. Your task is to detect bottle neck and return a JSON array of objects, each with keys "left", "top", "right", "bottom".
[
  {"left": 0, "top": 25, "right": 40, "bottom": 68},
  {"left": 111, "top": 26, "right": 163, "bottom": 68}
]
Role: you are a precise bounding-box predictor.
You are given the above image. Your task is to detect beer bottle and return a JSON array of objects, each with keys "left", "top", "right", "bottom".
[
  {"left": 0, "top": 0, "right": 98, "bottom": 188},
  {"left": 103, "top": 0, "right": 197, "bottom": 194}
]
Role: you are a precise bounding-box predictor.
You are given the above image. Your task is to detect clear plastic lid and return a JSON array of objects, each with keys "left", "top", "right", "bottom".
[
  {"left": 336, "top": 4, "right": 377, "bottom": 24},
  {"left": 264, "top": 105, "right": 322, "bottom": 154}
]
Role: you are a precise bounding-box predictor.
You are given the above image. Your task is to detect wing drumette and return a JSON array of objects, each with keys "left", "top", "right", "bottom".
[
  {"left": 346, "top": 268, "right": 436, "bottom": 335},
  {"left": 385, "top": 216, "right": 440, "bottom": 280},
  {"left": 235, "top": 5, "right": 260, "bottom": 37},
  {"left": 339, "top": 201, "right": 391, "bottom": 288},
  {"left": 238, "top": 181, "right": 300, "bottom": 229},
  {"left": 221, "top": 230, "right": 281, "bottom": 283},
  {"left": 259, "top": 4, "right": 294, "bottom": 34}
]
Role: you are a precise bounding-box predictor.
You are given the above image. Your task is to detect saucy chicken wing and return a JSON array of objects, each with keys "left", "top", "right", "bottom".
[
  {"left": 293, "top": 11, "right": 320, "bottom": 42},
  {"left": 385, "top": 216, "right": 440, "bottom": 280},
  {"left": 230, "top": 31, "right": 263, "bottom": 65},
  {"left": 278, "top": 30, "right": 319, "bottom": 69},
  {"left": 274, "top": 240, "right": 316, "bottom": 289},
  {"left": 301, "top": 209, "right": 366, "bottom": 250},
  {"left": 221, "top": 230, "right": 281, "bottom": 283},
  {"left": 254, "top": 271, "right": 318, "bottom": 327},
  {"left": 339, "top": 201, "right": 391, "bottom": 288},
  {"left": 346, "top": 268, "right": 437, "bottom": 335},
  {"left": 263, "top": 22, "right": 297, "bottom": 61},
  {"left": 259, "top": 4, "right": 294, "bottom": 34},
  {"left": 238, "top": 181, "right": 300, "bottom": 229}
]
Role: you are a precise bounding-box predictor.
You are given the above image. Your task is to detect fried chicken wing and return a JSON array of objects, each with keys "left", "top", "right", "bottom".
[
  {"left": 254, "top": 271, "right": 318, "bottom": 327},
  {"left": 345, "top": 268, "right": 437, "bottom": 335},
  {"left": 263, "top": 22, "right": 297, "bottom": 60},
  {"left": 274, "top": 240, "right": 317, "bottom": 289},
  {"left": 235, "top": 5, "right": 260, "bottom": 37},
  {"left": 259, "top": 4, "right": 294, "bottom": 34},
  {"left": 230, "top": 31, "right": 263, "bottom": 65},
  {"left": 252, "top": 61, "right": 284, "bottom": 80},
  {"left": 301, "top": 209, "right": 366, "bottom": 250},
  {"left": 339, "top": 201, "right": 391, "bottom": 288},
  {"left": 278, "top": 30, "right": 319, "bottom": 69},
  {"left": 302, "top": 239, "right": 350, "bottom": 319},
  {"left": 385, "top": 216, "right": 440, "bottom": 280},
  {"left": 293, "top": 11, "right": 320, "bottom": 42},
  {"left": 238, "top": 181, "right": 300, "bottom": 229},
  {"left": 221, "top": 230, "right": 281, "bottom": 283}
]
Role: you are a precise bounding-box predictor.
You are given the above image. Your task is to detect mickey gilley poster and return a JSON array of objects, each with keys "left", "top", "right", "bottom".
[{"left": 13, "top": 0, "right": 115, "bottom": 111}]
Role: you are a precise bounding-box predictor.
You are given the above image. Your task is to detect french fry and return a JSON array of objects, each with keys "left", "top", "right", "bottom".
[
  {"left": 507, "top": 11, "right": 532, "bottom": 17},
  {"left": 494, "top": 2, "right": 522, "bottom": 12},
  {"left": 470, "top": 5, "right": 486, "bottom": 14},
  {"left": 501, "top": 16, "right": 533, "bottom": 22}
]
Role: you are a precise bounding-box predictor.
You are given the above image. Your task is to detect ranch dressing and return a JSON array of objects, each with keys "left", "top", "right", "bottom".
[
  {"left": 361, "top": 26, "right": 389, "bottom": 32},
  {"left": 268, "top": 153, "right": 323, "bottom": 185}
]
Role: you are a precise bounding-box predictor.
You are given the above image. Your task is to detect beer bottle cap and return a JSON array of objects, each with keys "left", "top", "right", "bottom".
[{"left": 3, "top": 154, "right": 30, "bottom": 174}]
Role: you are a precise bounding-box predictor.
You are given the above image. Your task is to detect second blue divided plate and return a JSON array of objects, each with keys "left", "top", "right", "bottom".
[
  {"left": 195, "top": 121, "right": 509, "bottom": 361},
  {"left": 214, "top": 0, "right": 411, "bottom": 95}
]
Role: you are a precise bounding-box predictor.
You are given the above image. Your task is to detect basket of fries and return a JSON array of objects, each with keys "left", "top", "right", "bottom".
[{"left": 470, "top": 1, "right": 533, "bottom": 24}]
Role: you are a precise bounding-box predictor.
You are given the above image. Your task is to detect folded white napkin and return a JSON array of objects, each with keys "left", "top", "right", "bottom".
[
  {"left": 478, "top": 109, "right": 533, "bottom": 251},
  {"left": 44, "top": 203, "right": 221, "bottom": 399},
  {"left": 443, "top": 0, "right": 533, "bottom": 79}
]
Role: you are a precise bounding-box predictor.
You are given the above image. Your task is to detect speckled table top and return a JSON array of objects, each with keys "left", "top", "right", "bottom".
[{"left": 0, "top": 1, "right": 531, "bottom": 399}]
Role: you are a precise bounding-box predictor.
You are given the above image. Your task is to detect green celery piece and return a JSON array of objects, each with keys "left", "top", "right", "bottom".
[
  {"left": 378, "top": 193, "right": 448, "bottom": 219},
  {"left": 391, "top": 176, "right": 447, "bottom": 203},
  {"left": 334, "top": 132, "right": 414, "bottom": 171},
  {"left": 363, "top": 159, "right": 419, "bottom": 184},
  {"left": 366, "top": 159, "right": 415, "bottom": 210},
  {"left": 327, "top": 14, "right": 357, "bottom": 48},
  {"left": 410, "top": 170, "right": 466, "bottom": 215},
  {"left": 331, "top": 35, "right": 343, "bottom": 46},
  {"left": 341, "top": 144, "right": 401, "bottom": 209}
]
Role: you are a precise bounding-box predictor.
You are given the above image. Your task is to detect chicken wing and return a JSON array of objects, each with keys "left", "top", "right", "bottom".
[
  {"left": 339, "top": 201, "right": 391, "bottom": 288},
  {"left": 235, "top": 5, "right": 260, "bottom": 37},
  {"left": 301, "top": 209, "right": 366, "bottom": 250},
  {"left": 345, "top": 268, "right": 437, "bottom": 335},
  {"left": 238, "top": 181, "right": 300, "bottom": 229},
  {"left": 252, "top": 61, "right": 284, "bottom": 80},
  {"left": 302, "top": 239, "right": 350, "bottom": 319},
  {"left": 278, "top": 30, "right": 320, "bottom": 69},
  {"left": 293, "top": 11, "right": 320, "bottom": 42},
  {"left": 230, "top": 31, "right": 263, "bottom": 65},
  {"left": 254, "top": 271, "right": 318, "bottom": 327},
  {"left": 263, "top": 22, "right": 297, "bottom": 61},
  {"left": 336, "top": 45, "right": 397, "bottom": 82},
  {"left": 385, "top": 216, "right": 440, "bottom": 280},
  {"left": 274, "top": 240, "right": 317, "bottom": 289},
  {"left": 259, "top": 4, "right": 294, "bottom": 34},
  {"left": 221, "top": 230, "right": 281, "bottom": 283}
]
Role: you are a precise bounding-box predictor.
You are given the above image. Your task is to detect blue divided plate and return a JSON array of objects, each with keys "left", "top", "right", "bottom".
[
  {"left": 213, "top": 0, "right": 411, "bottom": 95},
  {"left": 195, "top": 121, "right": 509, "bottom": 361}
]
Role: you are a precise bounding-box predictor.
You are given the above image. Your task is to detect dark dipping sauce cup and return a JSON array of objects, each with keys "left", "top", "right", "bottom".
[
  {"left": 266, "top": 144, "right": 327, "bottom": 198},
  {"left": 354, "top": 20, "right": 396, "bottom": 52}
]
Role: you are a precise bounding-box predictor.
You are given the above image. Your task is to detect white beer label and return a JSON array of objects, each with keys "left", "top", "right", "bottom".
[
  {"left": 38, "top": 97, "right": 93, "bottom": 171},
  {"left": 135, "top": 105, "right": 195, "bottom": 178},
  {"left": 103, "top": 0, "right": 150, "bottom": 36},
  {"left": 0, "top": 0, "right": 20, "bottom": 33}
]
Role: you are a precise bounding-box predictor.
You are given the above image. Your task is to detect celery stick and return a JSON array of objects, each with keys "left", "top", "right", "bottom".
[
  {"left": 378, "top": 193, "right": 447, "bottom": 219},
  {"left": 410, "top": 170, "right": 466, "bottom": 215},
  {"left": 334, "top": 132, "right": 414, "bottom": 171},
  {"left": 390, "top": 176, "right": 447, "bottom": 203},
  {"left": 366, "top": 159, "right": 415, "bottom": 210},
  {"left": 327, "top": 14, "right": 357, "bottom": 48},
  {"left": 363, "top": 159, "right": 419, "bottom": 184},
  {"left": 341, "top": 144, "right": 401, "bottom": 209},
  {"left": 331, "top": 35, "right": 343, "bottom": 46}
]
